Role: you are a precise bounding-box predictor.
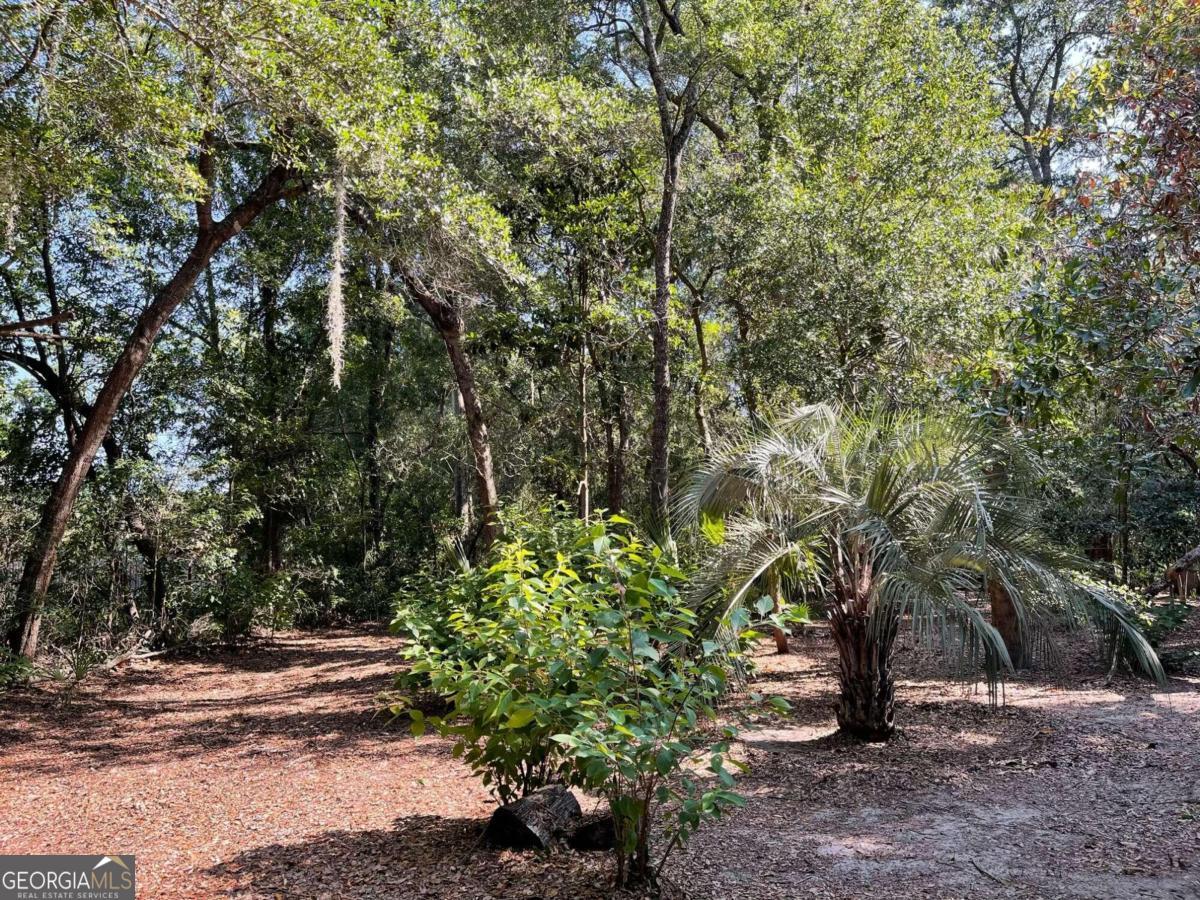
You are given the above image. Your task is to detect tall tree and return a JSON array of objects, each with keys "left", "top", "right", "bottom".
[
  {"left": 589, "top": 0, "right": 732, "bottom": 532},
  {"left": 2, "top": 0, "right": 431, "bottom": 657},
  {"left": 941, "top": 0, "right": 1119, "bottom": 185}
]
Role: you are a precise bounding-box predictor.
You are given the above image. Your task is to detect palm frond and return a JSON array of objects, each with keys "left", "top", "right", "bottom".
[{"left": 680, "top": 402, "right": 1164, "bottom": 691}]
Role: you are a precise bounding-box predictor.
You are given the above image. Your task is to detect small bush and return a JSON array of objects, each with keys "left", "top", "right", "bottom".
[
  {"left": 0, "top": 649, "right": 34, "bottom": 692},
  {"left": 393, "top": 510, "right": 760, "bottom": 886}
]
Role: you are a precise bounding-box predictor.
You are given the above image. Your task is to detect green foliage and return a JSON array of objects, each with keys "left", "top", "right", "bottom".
[
  {"left": 393, "top": 510, "right": 748, "bottom": 885},
  {"left": 1145, "top": 602, "right": 1193, "bottom": 647},
  {"left": 684, "top": 404, "right": 1164, "bottom": 705},
  {"left": 37, "top": 643, "right": 107, "bottom": 706},
  {"left": 197, "top": 570, "right": 304, "bottom": 640},
  {"left": 0, "top": 648, "right": 34, "bottom": 692}
]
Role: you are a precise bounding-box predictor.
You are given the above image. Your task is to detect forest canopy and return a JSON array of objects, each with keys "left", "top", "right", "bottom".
[
  {"left": 2, "top": 0, "right": 1197, "bottom": 656},
  {"left": 3, "top": 0, "right": 1198, "bottom": 660}
]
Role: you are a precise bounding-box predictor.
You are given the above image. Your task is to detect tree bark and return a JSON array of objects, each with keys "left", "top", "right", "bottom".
[
  {"left": 442, "top": 328, "right": 498, "bottom": 554},
  {"left": 7, "top": 162, "right": 299, "bottom": 658},
  {"left": 401, "top": 267, "right": 499, "bottom": 556},
  {"left": 1119, "top": 458, "right": 1131, "bottom": 586},
  {"left": 482, "top": 785, "right": 581, "bottom": 851},
  {"left": 588, "top": 335, "right": 628, "bottom": 514},
  {"left": 260, "top": 504, "right": 284, "bottom": 574},
  {"left": 727, "top": 296, "right": 760, "bottom": 422},
  {"left": 685, "top": 284, "right": 712, "bottom": 456},
  {"left": 257, "top": 280, "right": 285, "bottom": 575},
  {"left": 39, "top": 228, "right": 77, "bottom": 446},
  {"left": 634, "top": 0, "right": 698, "bottom": 535},
  {"left": 126, "top": 503, "right": 168, "bottom": 626},
  {"left": 829, "top": 611, "right": 897, "bottom": 741},
  {"left": 577, "top": 263, "right": 590, "bottom": 520},
  {"left": 988, "top": 578, "right": 1027, "bottom": 668},
  {"left": 610, "top": 382, "right": 631, "bottom": 513},
  {"left": 766, "top": 565, "right": 788, "bottom": 654},
  {"left": 364, "top": 318, "right": 394, "bottom": 555},
  {"left": 646, "top": 148, "right": 682, "bottom": 533}
]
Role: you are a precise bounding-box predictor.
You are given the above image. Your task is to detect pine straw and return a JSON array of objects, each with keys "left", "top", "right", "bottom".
[{"left": 2, "top": 624, "right": 1198, "bottom": 899}]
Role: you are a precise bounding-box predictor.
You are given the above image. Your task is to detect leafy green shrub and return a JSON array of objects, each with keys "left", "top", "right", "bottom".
[
  {"left": 0, "top": 649, "right": 34, "bottom": 692},
  {"left": 1144, "top": 601, "right": 1193, "bottom": 646},
  {"left": 178, "top": 568, "right": 316, "bottom": 641},
  {"left": 393, "top": 510, "right": 758, "bottom": 886},
  {"left": 549, "top": 624, "right": 749, "bottom": 888}
]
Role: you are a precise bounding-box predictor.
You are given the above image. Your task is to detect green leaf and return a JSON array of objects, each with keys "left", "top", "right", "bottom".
[
  {"left": 504, "top": 708, "right": 536, "bottom": 729},
  {"left": 655, "top": 747, "right": 675, "bottom": 776},
  {"left": 648, "top": 577, "right": 674, "bottom": 597}
]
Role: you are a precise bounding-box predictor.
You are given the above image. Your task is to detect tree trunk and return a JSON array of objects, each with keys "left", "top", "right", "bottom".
[
  {"left": 829, "top": 612, "right": 897, "bottom": 741},
  {"left": 1118, "top": 452, "right": 1132, "bottom": 586},
  {"left": 988, "top": 578, "right": 1027, "bottom": 668},
  {"left": 39, "top": 229, "right": 77, "bottom": 446},
  {"left": 688, "top": 292, "right": 712, "bottom": 456},
  {"left": 126, "top": 505, "right": 168, "bottom": 627},
  {"left": 577, "top": 265, "right": 590, "bottom": 520},
  {"left": 452, "top": 399, "right": 473, "bottom": 533},
  {"left": 766, "top": 565, "right": 788, "bottom": 654},
  {"left": 635, "top": 0, "right": 698, "bottom": 535},
  {"left": 7, "top": 163, "right": 299, "bottom": 658},
  {"left": 1086, "top": 532, "right": 1114, "bottom": 563},
  {"left": 610, "top": 383, "right": 630, "bottom": 513},
  {"left": 646, "top": 151, "right": 680, "bottom": 534},
  {"left": 444, "top": 328, "right": 499, "bottom": 554},
  {"left": 364, "top": 319, "right": 394, "bottom": 555},
  {"left": 482, "top": 786, "right": 581, "bottom": 850},
  {"left": 261, "top": 503, "right": 283, "bottom": 574},
  {"left": 727, "top": 297, "right": 760, "bottom": 422},
  {"left": 258, "top": 280, "right": 285, "bottom": 576},
  {"left": 590, "top": 341, "right": 629, "bottom": 515},
  {"left": 401, "top": 267, "right": 499, "bottom": 556}
]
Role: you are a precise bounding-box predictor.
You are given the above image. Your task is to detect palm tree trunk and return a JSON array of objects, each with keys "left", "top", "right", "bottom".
[
  {"left": 830, "top": 612, "right": 897, "bottom": 741},
  {"left": 988, "top": 578, "right": 1028, "bottom": 668},
  {"left": 766, "top": 566, "right": 788, "bottom": 654}
]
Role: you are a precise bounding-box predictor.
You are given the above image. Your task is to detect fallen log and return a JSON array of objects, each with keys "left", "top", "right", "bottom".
[
  {"left": 1146, "top": 542, "right": 1200, "bottom": 597},
  {"left": 482, "top": 785, "right": 581, "bottom": 850}
]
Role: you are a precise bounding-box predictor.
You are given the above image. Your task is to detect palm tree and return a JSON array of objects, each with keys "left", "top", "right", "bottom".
[{"left": 680, "top": 404, "right": 1163, "bottom": 741}]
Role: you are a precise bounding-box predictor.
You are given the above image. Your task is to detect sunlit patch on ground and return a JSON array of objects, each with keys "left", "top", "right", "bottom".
[{"left": 2, "top": 626, "right": 1198, "bottom": 899}]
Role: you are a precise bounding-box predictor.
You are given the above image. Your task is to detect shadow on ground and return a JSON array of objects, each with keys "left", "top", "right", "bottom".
[
  {"left": 210, "top": 815, "right": 628, "bottom": 899},
  {"left": 0, "top": 627, "right": 415, "bottom": 774}
]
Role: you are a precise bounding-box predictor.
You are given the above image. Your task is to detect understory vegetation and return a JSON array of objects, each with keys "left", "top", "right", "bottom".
[
  {"left": 3, "top": 0, "right": 1200, "bottom": 892},
  {"left": 393, "top": 512, "right": 759, "bottom": 885}
]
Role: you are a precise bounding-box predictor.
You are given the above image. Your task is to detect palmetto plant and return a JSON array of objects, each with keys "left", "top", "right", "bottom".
[{"left": 680, "top": 404, "right": 1163, "bottom": 741}]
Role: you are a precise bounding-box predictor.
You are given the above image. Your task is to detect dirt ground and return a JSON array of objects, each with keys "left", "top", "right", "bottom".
[{"left": 2, "top": 625, "right": 1198, "bottom": 899}]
